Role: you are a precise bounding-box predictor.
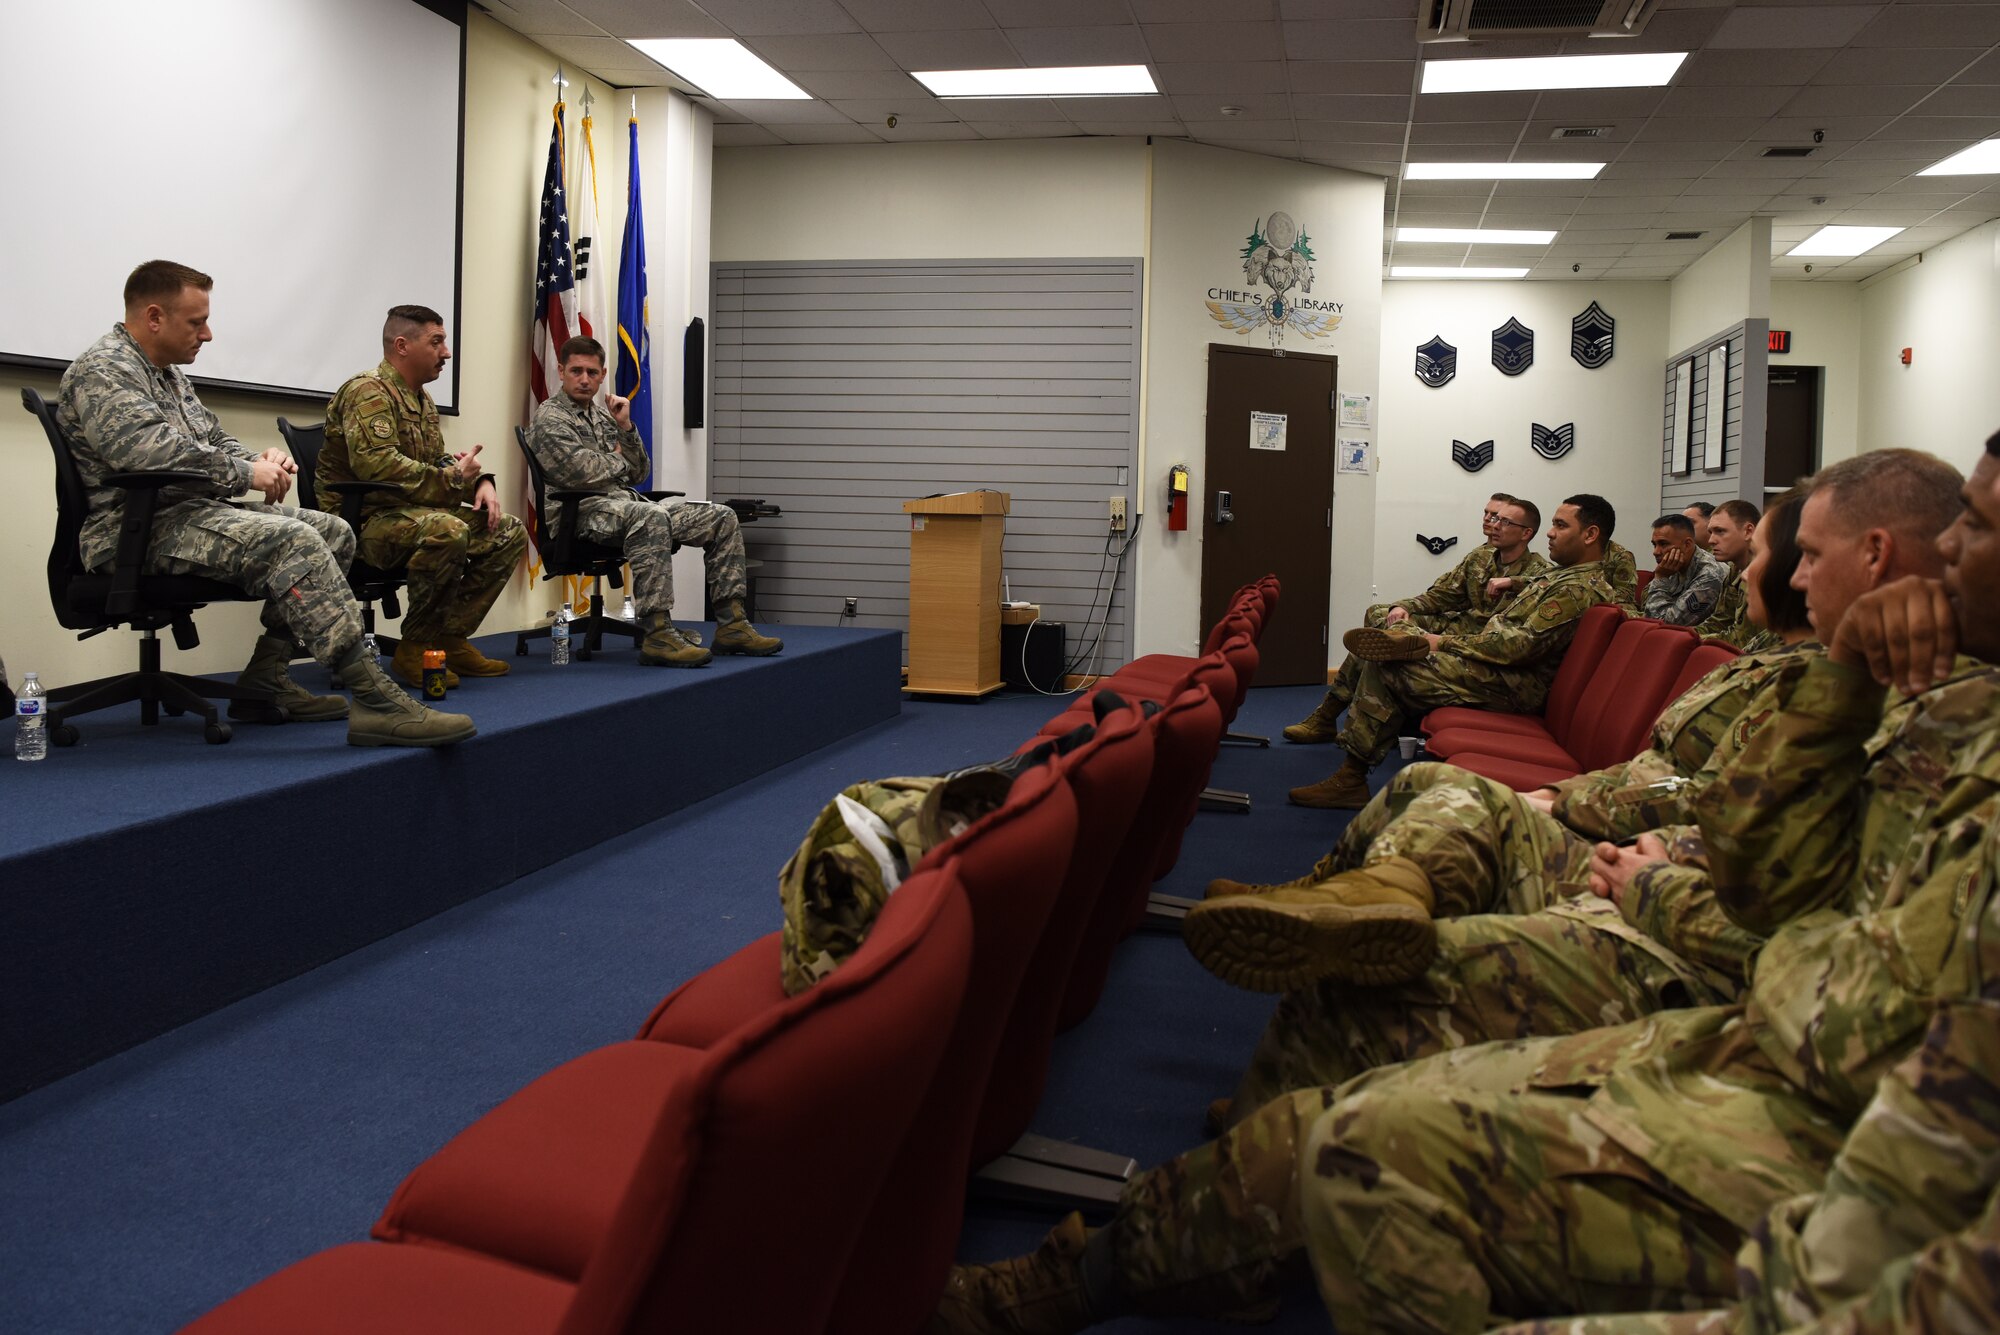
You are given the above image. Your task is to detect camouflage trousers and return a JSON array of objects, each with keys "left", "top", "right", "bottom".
[
  {"left": 574, "top": 496, "right": 747, "bottom": 617},
  {"left": 359, "top": 505, "right": 527, "bottom": 642},
  {"left": 1111, "top": 1034, "right": 1742, "bottom": 1334},
  {"left": 110, "top": 497, "right": 362, "bottom": 664},
  {"left": 1319, "top": 606, "right": 1483, "bottom": 713},
  {"left": 1229, "top": 764, "right": 1735, "bottom": 1113},
  {"left": 1340, "top": 656, "right": 1551, "bottom": 767}
]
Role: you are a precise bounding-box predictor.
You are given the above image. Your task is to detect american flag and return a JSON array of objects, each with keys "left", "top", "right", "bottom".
[{"left": 528, "top": 99, "right": 577, "bottom": 407}]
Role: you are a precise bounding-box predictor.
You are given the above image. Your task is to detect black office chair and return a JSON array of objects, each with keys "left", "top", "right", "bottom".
[
  {"left": 277, "top": 417, "right": 409, "bottom": 659},
  {"left": 21, "top": 387, "right": 276, "bottom": 745},
  {"left": 512, "top": 425, "right": 682, "bottom": 660}
]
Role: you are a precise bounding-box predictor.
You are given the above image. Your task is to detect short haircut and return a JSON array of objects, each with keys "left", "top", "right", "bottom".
[
  {"left": 559, "top": 335, "right": 606, "bottom": 365},
  {"left": 1987, "top": 429, "right": 1999, "bottom": 459},
  {"left": 1563, "top": 493, "right": 1615, "bottom": 542},
  {"left": 123, "top": 260, "right": 212, "bottom": 309},
  {"left": 1651, "top": 513, "right": 1697, "bottom": 537},
  {"left": 382, "top": 304, "right": 445, "bottom": 348},
  {"left": 1715, "top": 498, "right": 1761, "bottom": 525},
  {"left": 1752, "top": 488, "right": 1811, "bottom": 635},
  {"left": 1509, "top": 496, "right": 1541, "bottom": 532},
  {"left": 1809, "top": 448, "right": 1965, "bottom": 551},
  {"left": 1488, "top": 492, "right": 1515, "bottom": 505},
  {"left": 1683, "top": 500, "right": 1716, "bottom": 518}
]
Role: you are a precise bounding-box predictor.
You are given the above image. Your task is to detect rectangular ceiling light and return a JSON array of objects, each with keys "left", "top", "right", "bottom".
[
  {"left": 1918, "top": 138, "right": 2000, "bottom": 175},
  {"left": 627, "top": 39, "right": 810, "bottom": 99},
  {"left": 1390, "top": 267, "right": 1530, "bottom": 279},
  {"left": 1786, "top": 225, "right": 1905, "bottom": 257},
  {"left": 912, "top": 65, "right": 1157, "bottom": 98},
  {"left": 1406, "top": 162, "right": 1604, "bottom": 180},
  {"left": 1421, "top": 53, "right": 1688, "bottom": 94},
  {"left": 1397, "top": 227, "right": 1557, "bottom": 245}
]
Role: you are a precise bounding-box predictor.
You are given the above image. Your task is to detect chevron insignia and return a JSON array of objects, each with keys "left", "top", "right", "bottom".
[
  {"left": 1530, "top": 421, "right": 1576, "bottom": 461},
  {"left": 1491, "top": 317, "right": 1534, "bottom": 376},
  {"left": 1571, "top": 301, "right": 1615, "bottom": 369},
  {"left": 1451, "top": 438, "right": 1496, "bottom": 472},
  {"left": 1416, "top": 533, "right": 1460, "bottom": 556},
  {"left": 1414, "top": 335, "right": 1457, "bottom": 388}
]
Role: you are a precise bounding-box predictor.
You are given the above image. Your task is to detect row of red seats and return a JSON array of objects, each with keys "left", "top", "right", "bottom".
[
  {"left": 1420, "top": 603, "right": 1739, "bottom": 790},
  {"left": 183, "top": 579, "right": 1280, "bottom": 1335}
]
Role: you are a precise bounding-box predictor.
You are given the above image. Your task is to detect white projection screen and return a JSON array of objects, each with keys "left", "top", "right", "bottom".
[{"left": 0, "top": 0, "right": 466, "bottom": 408}]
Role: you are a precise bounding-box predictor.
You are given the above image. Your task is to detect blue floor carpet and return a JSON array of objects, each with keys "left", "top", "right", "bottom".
[{"left": 0, "top": 679, "right": 1397, "bottom": 1333}]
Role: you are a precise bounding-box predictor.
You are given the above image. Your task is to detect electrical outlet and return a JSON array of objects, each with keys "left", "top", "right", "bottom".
[
  {"left": 1108, "top": 495, "right": 1127, "bottom": 531},
  {"left": 842, "top": 596, "right": 859, "bottom": 616}
]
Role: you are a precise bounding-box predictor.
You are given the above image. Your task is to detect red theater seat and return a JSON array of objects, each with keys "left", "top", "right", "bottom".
[{"left": 1421, "top": 603, "right": 1624, "bottom": 749}]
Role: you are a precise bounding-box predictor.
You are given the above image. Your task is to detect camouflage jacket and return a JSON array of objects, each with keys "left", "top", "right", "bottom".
[
  {"left": 1434, "top": 558, "right": 1618, "bottom": 687},
  {"left": 1694, "top": 568, "right": 1752, "bottom": 645},
  {"left": 55, "top": 324, "right": 258, "bottom": 570},
  {"left": 319, "top": 360, "right": 473, "bottom": 519},
  {"left": 1399, "top": 544, "right": 1550, "bottom": 627},
  {"left": 525, "top": 393, "right": 649, "bottom": 503},
  {"left": 1602, "top": 540, "right": 1640, "bottom": 610},
  {"left": 1641, "top": 544, "right": 1730, "bottom": 626},
  {"left": 1551, "top": 641, "right": 1817, "bottom": 842}
]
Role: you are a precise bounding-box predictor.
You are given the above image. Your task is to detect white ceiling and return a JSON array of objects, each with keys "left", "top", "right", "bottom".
[{"left": 477, "top": 0, "right": 2000, "bottom": 281}]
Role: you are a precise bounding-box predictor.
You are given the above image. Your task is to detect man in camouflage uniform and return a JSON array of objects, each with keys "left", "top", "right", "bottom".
[
  {"left": 1289, "top": 494, "right": 1621, "bottom": 811},
  {"left": 1602, "top": 537, "right": 1640, "bottom": 610},
  {"left": 927, "top": 440, "right": 2000, "bottom": 1334},
  {"left": 319, "top": 305, "right": 528, "bottom": 689},
  {"left": 1643, "top": 511, "right": 1731, "bottom": 625},
  {"left": 1285, "top": 493, "right": 1548, "bottom": 743},
  {"left": 56, "top": 261, "right": 471, "bottom": 747},
  {"left": 1693, "top": 499, "right": 1761, "bottom": 646},
  {"left": 523, "top": 337, "right": 780, "bottom": 666}
]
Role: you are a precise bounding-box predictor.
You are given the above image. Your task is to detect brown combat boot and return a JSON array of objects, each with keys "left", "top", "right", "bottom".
[
  {"left": 1203, "top": 852, "right": 1338, "bottom": 901},
  {"left": 1280, "top": 692, "right": 1344, "bottom": 743},
  {"left": 1341, "top": 627, "right": 1432, "bottom": 662},
  {"left": 338, "top": 644, "right": 477, "bottom": 748},
  {"left": 1288, "top": 757, "right": 1372, "bottom": 809},
  {"left": 229, "top": 634, "right": 348, "bottom": 723},
  {"left": 638, "top": 611, "right": 712, "bottom": 668},
  {"left": 711, "top": 599, "right": 784, "bottom": 656},
  {"left": 1182, "top": 857, "right": 1437, "bottom": 992},
  {"left": 439, "top": 635, "right": 511, "bottom": 677},
  {"left": 391, "top": 640, "right": 459, "bottom": 690},
  {"left": 927, "top": 1213, "right": 1097, "bottom": 1335}
]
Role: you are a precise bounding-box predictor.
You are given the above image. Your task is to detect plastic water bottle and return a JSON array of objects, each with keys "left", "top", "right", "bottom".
[
  {"left": 552, "top": 602, "right": 573, "bottom": 666},
  {"left": 621, "top": 594, "right": 636, "bottom": 622},
  {"left": 15, "top": 672, "right": 47, "bottom": 762}
]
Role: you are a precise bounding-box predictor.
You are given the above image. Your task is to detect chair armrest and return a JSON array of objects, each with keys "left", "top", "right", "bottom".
[
  {"left": 549, "top": 489, "right": 601, "bottom": 504},
  {"left": 106, "top": 478, "right": 194, "bottom": 617},
  {"left": 642, "top": 490, "right": 685, "bottom": 501},
  {"left": 105, "top": 469, "right": 210, "bottom": 489},
  {"left": 323, "top": 479, "right": 402, "bottom": 528}
]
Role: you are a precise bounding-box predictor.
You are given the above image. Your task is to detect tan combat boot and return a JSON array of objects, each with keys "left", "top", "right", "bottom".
[
  {"left": 1182, "top": 856, "right": 1437, "bottom": 992},
  {"left": 1342, "top": 627, "right": 1432, "bottom": 662},
  {"left": 391, "top": 640, "right": 459, "bottom": 690},
  {"left": 711, "top": 599, "right": 783, "bottom": 657},
  {"left": 927, "top": 1213, "right": 1098, "bottom": 1335},
  {"left": 439, "top": 635, "right": 511, "bottom": 677},
  {"left": 1203, "top": 851, "right": 1338, "bottom": 901},
  {"left": 339, "top": 644, "right": 477, "bottom": 747},
  {"left": 1280, "top": 692, "right": 1344, "bottom": 743},
  {"left": 1288, "top": 757, "right": 1372, "bottom": 809},
  {"left": 639, "top": 611, "right": 712, "bottom": 668},
  {"left": 229, "top": 634, "right": 348, "bottom": 723}
]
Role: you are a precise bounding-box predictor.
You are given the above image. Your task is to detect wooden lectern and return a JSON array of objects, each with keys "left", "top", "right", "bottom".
[{"left": 902, "top": 490, "right": 1009, "bottom": 697}]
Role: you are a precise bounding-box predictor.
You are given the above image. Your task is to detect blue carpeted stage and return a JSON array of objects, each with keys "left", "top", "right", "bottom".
[{"left": 0, "top": 623, "right": 902, "bottom": 1103}]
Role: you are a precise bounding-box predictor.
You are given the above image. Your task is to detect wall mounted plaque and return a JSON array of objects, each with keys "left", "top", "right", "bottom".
[
  {"left": 1492, "top": 318, "right": 1534, "bottom": 376},
  {"left": 1415, "top": 335, "right": 1457, "bottom": 388},
  {"left": 1451, "top": 438, "right": 1496, "bottom": 472},
  {"left": 1530, "top": 421, "right": 1576, "bottom": 461},
  {"left": 1571, "top": 301, "right": 1614, "bottom": 368}
]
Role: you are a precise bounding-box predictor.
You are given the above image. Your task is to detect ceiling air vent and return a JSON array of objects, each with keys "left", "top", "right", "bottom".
[
  {"left": 1418, "top": 0, "right": 1660, "bottom": 42},
  {"left": 1761, "top": 146, "right": 1817, "bottom": 158},
  {"left": 1665, "top": 231, "right": 1705, "bottom": 240},
  {"left": 1551, "top": 126, "right": 1611, "bottom": 139}
]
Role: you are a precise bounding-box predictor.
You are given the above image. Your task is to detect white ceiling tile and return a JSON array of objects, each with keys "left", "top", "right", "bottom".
[
  {"left": 1527, "top": 88, "right": 1669, "bottom": 121},
  {"left": 712, "top": 123, "right": 786, "bottom": 146},
  {"left": 743, "top": 33, "right": 899, "bottom": 69},
  {"left": 838, "top": 0, "right": 990, "bottom": 31},
  {"left": 1295, "top": 119, "right": 1408, "bottom": 145},
  {"left": 1556, "top": 227, "right": 1650, "bottom": 241},
  {"left": 878, "top": 121, "right": 982, "bottom": 140},
  {"left": 1052, "top": 94, "right": 1174, "bottom": 116},
  {"left": 1280, "top": 0, "right": 1416, "bottom": 18},
  {"left": 1068, "top": 121, "right": 1189, "bottom": 135},
  {"left": 715, "top": 97, "right": 857, "bottom": 123},
  {"left": 1961, "top": 50, "right": 2000, "bottom": 85},
  {"left": 873, "top": 29, "right": 1017, "bottom": 68},
  {"left": 690, "top": 0, "right": 860, "bottom": 37},
  {"left": 775, "top": 123, "right": 888, "bottom": 143},
  {"left": 1816, "top": 157, "right": 1935, "bottom": 177},
  {"left": 1752, "top": 117, "right": 1895, "bottom": 143},
  {"left": 1544, "top": 243, "right": 1639, "bottom": 257},
  {"left": 485, "top": 0, "right": 611, "bottom": 37},
  {"left": 1655, "top": 85, "right": 1798, "bottom": 119},
  {"left": 1709, "top": 6, "right": 1881, "bottom": 49},
  {"left": 1171, "top": 91, "right": 1293, "bottom": 120},
  {"left": 1291, "top": 93, "right": 1411, "bottom": 122},
  {"left": 532, "top": 34, "right": 658, "bottom": 69},
  {"left": 941, "top": 97, "right": 1077, "bottom": 121},
  {"left": 1781, "top": 84, "right": 1932, "bottom": 117},
  {"left": 1008, "top": 25, "right": 1151, "bottom": 65},
  {"left": 1834, "top": 137, "right": 1973, "bottom": 160},
  {"left": 1831, "top": 208, "right": 1946, "bottom": 225},
  {"left": 970, "top": 123, "right": 1086, "bottom": 139},
  {"left": 828, "top": 97, "right": 960, "bottom": 123},
  {"left": 1695, "top": 157, "right": 1816, "bottom": 178},
  {"left": 1489, "top": 179, "right": 1595, "bottom": 198},
  {"left": 595, "top": 66, "right": 692, "bottom": 88},
  {"left": 1615, "top": 140, "right": 1745, "bottom": 160},
  {"left": 1603, "top": 6, "right": 1730, "bottom": 53},
  {"left": 564, "top": 0, "right": 728, "bottom": 36},
  {"left": 1143, "top": 21, "right": 1285, "bottom": 63},
  {"left": 1917, "top": 86, "right": 2000, "bottom": 118},
  {"left": 1181, "top": 118, "right": 1296, "bottom": 139},
  {"left": 1811, "top": 46, "right": 1981, "bottom": 85},
  {"left": 1425, "top": 38, "right": 1566, "bottom": 60},
  {"left": 1132, "top": 0, "right": 1277, "bottom": 19},
  {"left": 1393, "top": 210, "right": 1494, "bottom": 228},
  {"left": 1408, "top": 121, "right": 1522, "bottom": 146},
  {"left": 982, "top": 0, "right": 1132, "bottom": 23},
  {"left": 1592, "top": 176, "right": 1700, "bottom": 195},
  {"left": 1573, "top": 195, "right": 1681, "bottom": 214},
  {"left": 1152, "top": 62, "right": 1290, "bottom": 94},
  {"left": 1851, "top": 4, "right": 2000, "bottom": 49},
  {"left": 1281, "top": 19, "right": 1420, "bottom": 61},
  {"left": 1309, "top": 157, "right": 1399, "bottom": 177},
  {"left": 1411, "top": 92, "right": 1540, "bottom": 124},
  {"left": 1637, "top": 116, "right": 1774, "bottom": 142},
  {"left": 787, "top": 70, "right": 929, "bottom": 99},
  {"left": 1675, "top": 48, "right": 1835, "bottom": 86},
  {"left": 1287, "top": 61, "right": 1417, "bottom": 96},
  {"left": 1203, "top": 139, "right": 1304, "bottom": 161}
]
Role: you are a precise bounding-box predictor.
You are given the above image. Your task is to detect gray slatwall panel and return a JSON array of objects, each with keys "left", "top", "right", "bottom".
[
  {"left": 712, "top": 259, "right": 1142, "bottom": 668},
  {"left": 1661, "top": 325, "right": 1747, "bottom": 512}
]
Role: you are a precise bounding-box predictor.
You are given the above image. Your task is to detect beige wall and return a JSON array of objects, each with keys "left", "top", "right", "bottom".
[
  {"left": 1769, "top": 280, "right": 1862, "bottom": 466},
  {"left": 1666, "top": 217, "right": 1771, "bottom": 356},
  {"left": 1857, "top": 220, "right": 2000, "bottom": 477},
  {"left": 0, "top": 13, "right": 719, "bottom": 691}
]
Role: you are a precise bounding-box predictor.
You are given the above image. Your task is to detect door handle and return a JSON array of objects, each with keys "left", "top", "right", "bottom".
[{"left": 1214, "top": 490, "right": 1234, "bottom": 525}]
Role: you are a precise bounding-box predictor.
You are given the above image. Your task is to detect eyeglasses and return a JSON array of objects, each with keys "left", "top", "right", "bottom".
[{"left": 1483, "top": 512, "right": 1534, "bottom": 530}]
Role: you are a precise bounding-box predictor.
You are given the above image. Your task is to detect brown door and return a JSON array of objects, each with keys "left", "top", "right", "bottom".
[
  {"left": 1201, "top": 344, "right": 1335, "bottom": 685},
  {"left": 1766, "top": 366, "right": 1821, "bottom": 491}
]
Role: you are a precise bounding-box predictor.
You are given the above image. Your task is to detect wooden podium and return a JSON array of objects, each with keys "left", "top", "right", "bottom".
[{"left": 903, "top": 490, "right": 1009, "bottom": 697}]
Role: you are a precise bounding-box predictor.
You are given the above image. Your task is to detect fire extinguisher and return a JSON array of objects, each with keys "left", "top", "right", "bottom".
[{"left": 1167, "top": 463, "right": 1190, "bottom": 532}]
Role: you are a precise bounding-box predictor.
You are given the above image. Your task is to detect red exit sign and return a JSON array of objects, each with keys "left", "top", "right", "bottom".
[{"left": 1769, "top": 329, "right": 1792, "bottom": 353}]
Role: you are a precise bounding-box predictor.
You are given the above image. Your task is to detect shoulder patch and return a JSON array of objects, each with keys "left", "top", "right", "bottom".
[{"left": 370, "top": 418, "right": 394, "bottom": 440}]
